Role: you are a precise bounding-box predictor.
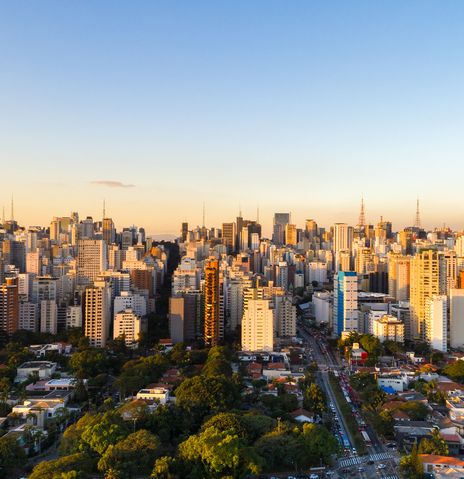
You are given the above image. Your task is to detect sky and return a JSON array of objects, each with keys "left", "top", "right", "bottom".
[{"left": 1, "top": 1, "right": 464, "bottom": 236}]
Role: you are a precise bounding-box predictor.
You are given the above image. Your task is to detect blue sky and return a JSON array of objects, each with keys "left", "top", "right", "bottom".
[{"left": 1, "top": 1, "right": 464, "bottom": 234}]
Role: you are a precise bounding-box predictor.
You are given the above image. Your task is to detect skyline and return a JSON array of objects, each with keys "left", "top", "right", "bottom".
[
  {"left": 2, "top": 1, "right": 464, "bottom": 232},
  {"left": 0, "top": 194, "right": 456, "bottom": 237}
]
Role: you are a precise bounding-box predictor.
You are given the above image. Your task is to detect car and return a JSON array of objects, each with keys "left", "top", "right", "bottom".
[
  {"left": 377, "top": 464, "right": 386, "bottom": 470},
  {"left": 309, "top": 475, "right": 319, "bottom": 479},
  {"left": 357, "top": 467, "right": 364, "bottom": 472}
]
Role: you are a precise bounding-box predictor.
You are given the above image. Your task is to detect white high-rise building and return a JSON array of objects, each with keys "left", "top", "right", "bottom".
[
  {"left": 66, "top": 305, "right": 83, "bottom": 329},
  {"left": 77, "top": 239, "right": 107, "bottom": 286},
  {"left": 241, "top": 299, "right": 274, "bottom": 351},
  {"left": 426, "top": 295, "right": 448, "bottom": 352},
  {"left": 84, "top": 280, "right": 112, "bottom": 347},
  {"left": 26, "top": 251, "right": 41, "bottom": 275},
  {"left": 113, "top": 309, "right": 143, "bottom": 346},
  {"left": 19, "top": 302, "right": 38, "bottom": 332},
  {"left": 450, "top": 289, "right": 464, "bottom": 349},
  {"left": 114, "top": 291, "right": 147, "bottom": 319},
  {"left": 333, "top": 223, "right": 353, "bottom": 271},
  {"left": 40, "top": 300, "right": 58, "bottom": 334}
]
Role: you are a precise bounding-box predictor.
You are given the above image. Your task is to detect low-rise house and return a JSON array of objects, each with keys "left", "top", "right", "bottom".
[
  {"left": 377, "top": 374, "right": 409, "bottom": 392},
  {"left": 15, "top": 361, "right": 57, "bottom": 383},
  {"left": 29, "top": 343, "right": 72, "bottom": 357},
  {"left": 291, "top": 408, "right": 314, "bottom": 423},
  {"left": 419, "top": 454, "right": 464, "bottom": 475},
  {"left": 136, "top": 386, "right": 170, "bottom": 405},
  {"left": 394, "top": 420, "right": 435, "bottom": 451}
]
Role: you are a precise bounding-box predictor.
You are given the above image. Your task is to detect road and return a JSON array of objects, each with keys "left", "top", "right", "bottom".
[{"left": 298, "top": 322, "right": 401, "bottom": 479}]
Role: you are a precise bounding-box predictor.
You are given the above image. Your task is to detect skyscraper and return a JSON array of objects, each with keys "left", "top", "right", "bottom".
[
  {"left": 84, "top": 280, "right": 112, "bottom": 348},
  {"left": 77, "top": 239, "right": 108, "bottom": 286},
  {"left": 241, "top": 299, "right": 274, "bottom": 351},
  {"left": 426, "top": 295, "right": 447, "bottom": 352},
  {"left": 102, "top": 218, "right": 115, "bottom": 245},
  {"left": 285, "top": 224, "right": 297, "bottom": 246},
  {"left": 273, "top": 213, "right": 290, "bottom": 245},
  {"left": 203, "top": 258, "right": 220, "bottom": 346},
  {"left": 410, "top": 250, "right": 446, "bottom": 341},
  {"left": 333, "top": 271, "right": 358, "bottom": 336},
  {"left": 0, "top": 278, "right": 19, "bottom": 335},
  {"left": 222, "top": 223, "right": 236, "bottom": 253}
]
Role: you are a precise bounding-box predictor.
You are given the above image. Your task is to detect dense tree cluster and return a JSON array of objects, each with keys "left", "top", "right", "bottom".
[{"left": 28, "top": 345, "right": 337, "bottom": 478}]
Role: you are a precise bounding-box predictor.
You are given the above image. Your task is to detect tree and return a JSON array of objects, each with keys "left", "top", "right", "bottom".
[
  {"left": 254, "top": 431, "right": 305, "bottom": 471},
  {"left": 28, "top": 453, "right": 95, "bottom": 479},
  {"left": 151, "top": 456, "right": 179, "bottom": 479},
  {"left": 298, "top": 423, "right": 339, "bottom": 465},
  {"left": 69, "top": 348, "right": 109, "bottom": 379},
  {"left": 443, "top": 360, "right": 464, "bottom": 382},
  {"left": 98, "top": 429, "right": 161, "bottom": 478},
  {"left": 0, "top": 436, "right": 26, "bottom": 478},
  {"left": 175, "top": 375, "right": 240, "bottom": 424},
  {"left": 400, "top": 444, "right": 424, "bottom": 479},
  {"left": 202, "top": 412, "right": 248, "bottom": 439},
  {"left": 179, "top": 426, "right": 262, "bottom": 478},
  {"left": 399, "top": 401, "right": 429, "bottom": 421},
  {"left": 80, "top": 412, "right": 128, "bottom": 455},
  {"left": 418, "top": 428, "right": 449, "bottom": 456},
  {"left": 240, "top": 414, "right": 276, "bottom": 442},
  {"left": 202, "top": 357, "right": 233, "bottom": 378},
  {"left": 303, "top": 383, "right": 326, "bottom": 416}
]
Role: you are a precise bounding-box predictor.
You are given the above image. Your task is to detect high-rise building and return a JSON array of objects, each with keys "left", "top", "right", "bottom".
[
  {"left": 40, "top": 300, "right": 58, "bottom": 334},
  {"left": 333, "top": 223, "right": 353, "bottom": 271},
  {"left": 222, "top": 223, "right": 236, "bottom": 253},
  {"left": 203, "top": 258, "right": 220, "bottom": 346},
  {"left": 273, "top": 213, "right": 290, "bottom": 245},
  {"left": 114, "top": 291, "right": 147, "bottom": 319},
  {"left": 285, "top": 224, "right": 297, "bottom": 246},
  {"left": 169, "top": 291, "right": 201, "bottom": 344},
  {"left": 66, "top": 305, "right": 83, "bottom": 329},
  {"left": 19, "top": 301, "right": 38, "bottom": 332},
  {"left": 102, "top": 218, "right": 115, "bottom": 245},
  {"left": 0, "top": 278, "right": 19, "bottom": 335},
  {"left": 372, "top": 314, "right": 405, "bottom": 343},
  {"left": 388, "top": 254, "right": 411, "bottom": 301},
  {"left": 77, "top": 239, "right": 107, "bottom": 286},
  {"left": 450, "top": 288, "right": 464, "bottom": 349},
  {"left": 113, "top": 309, "right": 143, "bottom": 346},
  {"left": 277, "top": 296, "right": 296, "bottom": 337},
  {"left": 241, "top": 299, "right": 274, "bottom": 351},
  {"left": 410, "top": 250, "right": 446, "bottom": 341},
  {"left": 426, "top": 295, "right": 447, "bottom": 352},
  {"left": 84, "top": 280, "right": 112, "bottom": 347},
  {"left": 181, "top": 222, "right": 189, "bottom": 242},
  {"left": 333, "top": 271, "right": 358, "bottom": 336}
]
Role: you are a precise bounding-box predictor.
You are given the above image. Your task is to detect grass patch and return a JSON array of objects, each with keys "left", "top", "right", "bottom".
[{"left": 328, "top": 373, "right": 367, "bottom": 456}]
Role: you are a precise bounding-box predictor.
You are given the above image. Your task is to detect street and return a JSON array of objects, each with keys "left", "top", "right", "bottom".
[{"left": 297, "top": 323, "right": 401, "bottom": 479}]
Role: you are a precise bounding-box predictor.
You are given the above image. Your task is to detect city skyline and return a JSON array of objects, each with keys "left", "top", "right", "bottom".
[
  {"left": 0, "top": 195, "right": 458, "bottom": 238},
  {"left": 2, "top": 1, "right": 464, "bottom": 233}
]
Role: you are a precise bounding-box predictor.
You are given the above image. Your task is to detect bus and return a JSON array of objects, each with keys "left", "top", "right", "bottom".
[{"left": 361, "top": 430, "right": 371, "bottom": 445}]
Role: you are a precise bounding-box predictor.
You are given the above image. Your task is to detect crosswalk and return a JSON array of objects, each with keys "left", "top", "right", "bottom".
[
  {"left": 339, "top": 456, "right": 362, "bottom": 467},
  {"left": 382, "top": 476, "right": 399, "bottom": 479},
  {"left": 369, "top": 452, "right": 393, "bottom": 461},
  {"left": 338, "top": 452, "right": 393, "bottom": 468}
]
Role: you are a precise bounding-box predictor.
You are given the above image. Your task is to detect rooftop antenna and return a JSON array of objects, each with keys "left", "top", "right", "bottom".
[
  {"left": 202, "top": 202, "right": 205, "bottom": 227},
  {"left": 239, "top": 204, "right": 242, "bottom": 218},
  {"left": 415, "top": 197, "right": 421, "bottom": 229},
  {"left": 358, "top": 195, "right": 366, "bottom": 226}
]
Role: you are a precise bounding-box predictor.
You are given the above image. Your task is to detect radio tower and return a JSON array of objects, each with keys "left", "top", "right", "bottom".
[
  {"left": 414, "top": 197, "right": 421, "bottom": 229},
  {"left": 358, "top": 196, "right": 366, "bottom": 227}
]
